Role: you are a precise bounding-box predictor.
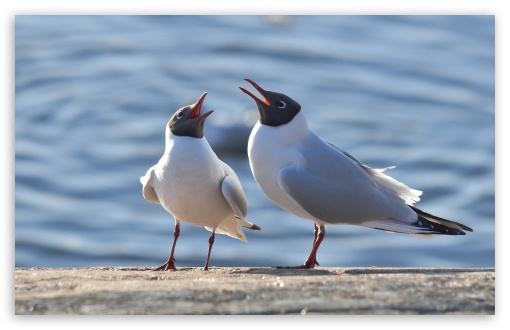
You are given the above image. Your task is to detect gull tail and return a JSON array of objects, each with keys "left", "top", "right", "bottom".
[
  {"left": 362, "top": 206, "right": 473, "bottom": 237},
  {"left": 236, "top": 216, "right": 261, "bottom": 231},
  {"left": 409, "top": 206, "right": 473, "bottom": 236},
  {"left": 206, "top": 217, "right": 261, "bottom": 242}
]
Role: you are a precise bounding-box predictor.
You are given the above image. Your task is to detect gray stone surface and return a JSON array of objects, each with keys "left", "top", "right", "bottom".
[{"left": 15, "top": 267, "right": 494, "bottom": 315}]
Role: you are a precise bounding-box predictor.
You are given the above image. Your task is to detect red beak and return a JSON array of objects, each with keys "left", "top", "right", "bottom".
[
  {"left": 238, "top": 78, "right": 270, "bottom": 106},
  {"left": 189, "top": 92, "right": 208, "bottom": 119}
]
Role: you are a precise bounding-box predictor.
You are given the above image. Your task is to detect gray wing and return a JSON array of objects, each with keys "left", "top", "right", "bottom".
[
  {"left": 326, "top": 139, "right": 421, "bottom": 204},
  {"left": 140, "top": 166, "right": 160, "bottom": 204},
  {"left": 220, "top": 163, "right": 261, "bottom": 231},
  {"left": 277, "top": 137, "right": 397, "bottom": 224},
  {"left": 221, "top": 175, "right": 248, "bottom": 219}
]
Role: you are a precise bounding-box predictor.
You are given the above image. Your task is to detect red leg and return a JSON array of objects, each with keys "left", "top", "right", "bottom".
[
  {"left": 277, "top": 223, "right": 325, "bottom": 269},
  {"left": 309, "top": 223, "right": 318, "bottom": 251},
  {"left": 303, "top": 224, "right": 325, "bottom": 268},
  {"left": 154, "top": 221, "right": 180, "bottom": 271},
  {"left": 203, "top": 231, "right": 215, "bottom": 271}
]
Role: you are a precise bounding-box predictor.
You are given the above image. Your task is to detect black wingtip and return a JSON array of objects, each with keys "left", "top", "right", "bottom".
[
  {"left": 412, "top": 215, "right": 469, "bottom": 235},
  {"left": 410, "top": 205, "right": 473, "bottom": 234},
  {"left": 250, "top": 224, "right": 262, "bottom": 231}
]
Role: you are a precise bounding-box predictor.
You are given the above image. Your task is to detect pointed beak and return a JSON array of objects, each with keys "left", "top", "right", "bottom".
[
  {"left": 197, "top": 109, "right": 213, "bottom": 122},
  {"left": 189, "top": 92, "right": 208, "bottom": 119},
  {"left": 238, "top": 78, "right": 271, "bottom": 106}
]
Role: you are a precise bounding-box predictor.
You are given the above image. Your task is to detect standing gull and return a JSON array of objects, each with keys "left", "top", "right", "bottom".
[
  {"left": 140, "top": 92, "right": 260, "bottom": 271},
  {"left": 239, "top": 79, "right": 472, "bottom": 269}
]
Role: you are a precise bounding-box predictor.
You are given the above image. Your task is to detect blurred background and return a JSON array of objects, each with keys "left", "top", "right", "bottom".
[{"left": 15, "top": 15, "right": 494, "bottom": 268}]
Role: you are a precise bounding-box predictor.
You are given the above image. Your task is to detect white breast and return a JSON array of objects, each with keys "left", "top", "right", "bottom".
[
  {"left": 247, "top": 112, "right": 314, "bottom": 220},
  {"left": 154, "top": 134, "right": 232, "bottom": 226}
]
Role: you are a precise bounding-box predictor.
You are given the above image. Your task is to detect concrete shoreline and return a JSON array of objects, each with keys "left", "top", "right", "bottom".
[{"left": 15, "top": 266, "right": 495, "bottom": 315}]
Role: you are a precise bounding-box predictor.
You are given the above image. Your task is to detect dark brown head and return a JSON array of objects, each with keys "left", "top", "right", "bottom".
[{"left": 168, "top": 92, "right": 213, "bottom": 138}]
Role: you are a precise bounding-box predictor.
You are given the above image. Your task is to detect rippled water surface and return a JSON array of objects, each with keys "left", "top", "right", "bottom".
[{"left": 15, "top": 15, "right": 494, "bottom": 268}]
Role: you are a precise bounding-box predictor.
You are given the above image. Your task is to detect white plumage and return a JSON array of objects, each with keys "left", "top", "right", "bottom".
[
  {"left": 141, "top": 93, "right": 259, "bottom": 270},
  {"left": 240, "top": 78, "right": 472, "bottom": 268}
]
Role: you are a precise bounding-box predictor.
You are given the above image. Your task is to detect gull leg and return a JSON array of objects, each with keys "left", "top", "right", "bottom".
[
  {"left": 203, "top": 231, "right": 216, "bottom": 271},
  {"left": 276, "top": 224, "right": 326, "bottom": 269},
  {"left": 154, "top": 221, "right": 181, "bottom": 271},
  {"left": 311, "top": 223, "right": 321, "bottom": 266},
  {"left": 303, "top": 224, "right": 325, "bottom": 268}
]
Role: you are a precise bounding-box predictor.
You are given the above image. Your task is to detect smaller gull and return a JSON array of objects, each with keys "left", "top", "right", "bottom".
[{"left": 140, "top": 92, "right": 260, "bottom": 270}]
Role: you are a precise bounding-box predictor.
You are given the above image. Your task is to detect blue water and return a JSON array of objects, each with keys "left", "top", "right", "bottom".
[{"left": 15, "top": 15, "right": 494, "bottom": 268}]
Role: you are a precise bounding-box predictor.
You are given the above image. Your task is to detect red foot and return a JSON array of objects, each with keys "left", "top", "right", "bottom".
[
  {"left": 276, "top": 224, "right": 325, "bottom": 269},
  {"left": 153, "top": 259, "right": 177, "bottom": 271}
]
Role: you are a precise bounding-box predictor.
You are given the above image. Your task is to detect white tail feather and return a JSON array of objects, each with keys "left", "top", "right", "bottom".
[{"left": 363, "top": 165, "right": 422, "bottom": 205}]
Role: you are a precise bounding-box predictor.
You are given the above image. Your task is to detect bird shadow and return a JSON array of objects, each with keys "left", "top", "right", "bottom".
[
  {"left": 229, "top": 267, "right": 338, "bottom": 276},
  {"left": 228, "top": 266, "right": 493, "bottom": 277},
  {"left": 108, "top": 266, "right": 491, "bottom": 277}
]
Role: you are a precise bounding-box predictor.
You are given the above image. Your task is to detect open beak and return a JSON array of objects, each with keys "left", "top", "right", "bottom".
[
  {"left": 189, "top": 92, "right": 210, "bottom": 119},
  {"left": 238, "top": 78, "right": 271, "bottom": 106},
  {"left": 197, "top": 110, "right": 213, "bottom": 121}
]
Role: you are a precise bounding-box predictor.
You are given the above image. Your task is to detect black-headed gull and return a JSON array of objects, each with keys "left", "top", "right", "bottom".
[
  {"left": 140, "top": 92, "right": 260, "bottom": 270},
  {"left": 239, "top": 79, "right": 472, "bottom": 269}
]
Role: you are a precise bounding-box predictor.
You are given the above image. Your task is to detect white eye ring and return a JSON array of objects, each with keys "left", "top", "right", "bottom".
[
  {"left": 277, "top": 101, "right": 287, "bottom": 109},
  {"left": 176, "top": 111, "right": 184, "bottom": 119}
]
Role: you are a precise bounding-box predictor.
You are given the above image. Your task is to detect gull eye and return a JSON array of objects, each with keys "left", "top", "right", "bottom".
[
  {"left": 277, "top": 101, "right": 287, "bottom": 109},
  {"left": 176, "top": 111, "right": 184, "bottom": 119}
]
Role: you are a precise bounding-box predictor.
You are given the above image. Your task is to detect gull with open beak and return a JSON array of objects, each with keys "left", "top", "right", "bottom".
[
  {"left": 239, "top": 79, "right": 472, "bottom": 268},
  {"left": 140, "top": 92, "right": 260, "bottom": 270}
]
